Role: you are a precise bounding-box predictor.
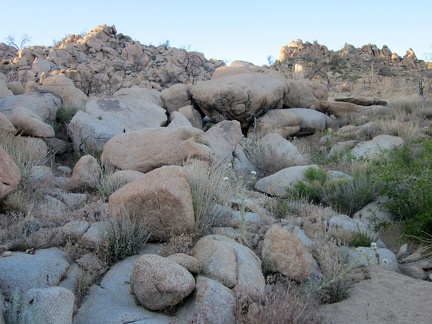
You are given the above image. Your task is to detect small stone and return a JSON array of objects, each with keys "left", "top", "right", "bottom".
[{"left": 2, "top": 251, "right": 12, "bottom": 257}]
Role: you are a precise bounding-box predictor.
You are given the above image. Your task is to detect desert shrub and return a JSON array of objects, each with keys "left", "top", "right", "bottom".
[
  {"left": 96, "top": 165, "right": 128, "bottom": 202},
  {"left": 286, "top": 166, "right": 328, "bottom": 205},
  {"left": 242, "top": 137, "right": 302, "bottom": 177},
  {"left": 287, "top": 166, "right": 379, "bottom": 216},
  {"left": 184, "top": 158, "right": 229, "bottom": 237},
  {"left": 345, "top": 231, "right": 375, "bottom": 248},
  {"left": 56, "top": 105, "right": 79, "bottom": 124},
  {"left": 369, "top": 138, "right": 432, "bottom": 238},
  {"left": 97, "top": 209, "right": 150, "bottom": 266},
  {"left": 159, "top": 232, "right": 195, "bottom": 257},
  {"left": 235, "top": 279, "right": 323, "bottom": 324},
  {"left": 0, "top": 132, "right": 53, "bottom": 179}
]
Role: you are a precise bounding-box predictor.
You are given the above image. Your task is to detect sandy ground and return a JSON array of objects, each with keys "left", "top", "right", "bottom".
[{"left": 320, "top": 266, "right": 432, "bottom": 324}]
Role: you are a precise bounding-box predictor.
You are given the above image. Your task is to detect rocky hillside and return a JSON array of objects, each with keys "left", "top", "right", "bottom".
[
  {"left": 0, "top": 24, "right": 224, "bottom": 96},
  {"left": 1, "top": 24, "right": 432, "bottom": 323},
  {"left": 274, "top": 39, "right": 431, "bottom": 97}
]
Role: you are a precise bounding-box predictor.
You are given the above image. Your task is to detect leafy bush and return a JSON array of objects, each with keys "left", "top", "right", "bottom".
[
  {"left": 369, "top": 139, "right": 432, "bottom": 238},
  {"left": 287, "top": 166, "right": 328, "bottom": 204}
]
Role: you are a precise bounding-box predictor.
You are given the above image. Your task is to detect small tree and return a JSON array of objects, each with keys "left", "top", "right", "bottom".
[{"left": 5, "top": 34, "right": 31, "bottom": 50}]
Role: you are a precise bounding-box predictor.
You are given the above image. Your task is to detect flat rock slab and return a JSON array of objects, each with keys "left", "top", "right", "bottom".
[{"left": 321, "top": 266, "right": 432, "bottom": 324}]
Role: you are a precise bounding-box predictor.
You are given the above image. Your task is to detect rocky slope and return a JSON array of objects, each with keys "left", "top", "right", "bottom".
[{"left": 0, "top": 24, "right": 432, "bottom": 323}]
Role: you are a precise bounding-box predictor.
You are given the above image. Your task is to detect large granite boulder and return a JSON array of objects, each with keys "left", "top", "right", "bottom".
[
  {"left": 101, "top": 127, "right": 211, "bottom": 173},
  {"left": 109, "top": 166, "right": 195, "bottom": 241},
  {"left": 41, "top": 75, "right": 88, "bottom": 108},
  {"left": 8, "top": 106, "right": 55, "bottom": 138},
  {"left": 191, "top": 73, "right": 289, "bottom": 128},
  {"left": 0, "top": 147, "right": 21, "bottom": 200},
  {"left": 68, "top": 88, "right": 167, "bottom": 153},
  {"left": 130, "top": 254, "right": 195, "bottom": 311}
]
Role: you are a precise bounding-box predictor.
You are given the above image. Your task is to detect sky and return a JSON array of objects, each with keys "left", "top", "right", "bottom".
[{"left": 1, "top": 0, "right": 431, "bottom": 66}]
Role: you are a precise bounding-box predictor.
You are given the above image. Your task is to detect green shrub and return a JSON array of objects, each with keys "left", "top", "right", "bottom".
[
  {"left": 369, "top": 139, "right": 432, "bottom": 238},
  {"left": 346, "top": 231, "right": 374, "bottom": 248},
  {"left": 287, "top": 166, "right": 379, "bottom": 216}
]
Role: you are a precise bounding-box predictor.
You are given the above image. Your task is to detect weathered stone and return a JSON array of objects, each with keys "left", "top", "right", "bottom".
[
  {"left": 168, "top": 111, "right": 193, "bottom": 127},
  {"left": 0, "top": 111, "right": 15, "bottom": 133},
  {"left": 167, "top": 253, "right": 201, "bottom": 274},
  {"left": 160, "top": 83, "right": 192, "bottom": 113},
  {"left": 289, "top": 107, "right": 334, "bottom": 132},
  {"left": 68, "top": 88, "right": 167, "bottom": 153},
  {"left": 0, "top": 91, "right": 62, "bottom": 123},
  {"left": 255, "top": 165, "right": 315, "bottom": 197},
  {"left": 0, "top": 248, "right": 69, "bottom": 299},
  {"left": 351, "top": 134, "right": 404, "bottom": 160},
  {"left": 80, "top": 221, "right": 112, "bottom": 250},
  {"left": 316, "top": 101, "right": 391, "bottom": 117},
  {"left": 0, "top": 79, "right": 13, "bottom": 98},
  {"left": 130, "top": 254, "right": 195, "bottom": 310},
  {"left": 262, "top": 224, "right": 317, "bottom": 282},
  {"left": 252, "top": 109, "right": 301, "bottom": 138},
  {"left": 191, "top": 73, "right": 289, "bottom": 128},
  {"left": 22, "top": 287, "right": 74, "bottom": 324},
  {"left": 69, "top": 155, "right": 101, "bottom": 192},
  {"left": 204, "top": 120, "right": 243, "bottom": 163},
  {"left": 0, "top": 147, "right": 21, "bottom": 200},
  {"left": 284, "top": 79, "right": 328, "bottom": 108},
  {"left": 73, "top": 255, "right": 172, "bottom": 324},
  {"left": 335, "top": 96, "right": 388, "bottom": 106},
  {"left": 62, "top": 220, "right": 91, "bottom": 241},
  {"left": 7, "top": 81, "right": 25, "bottom": 95},
  {"left": 101, "top": 127, "right": 211, "bottom": 173},
  {"left": 41, "top": 75, "right": 87, "bottom": 108},
  {"left": 178, "top": 275, "right": 236, "bottom": 324},
  {"left": 8, "top": 106, "right": 55, "bottom": 137},
  {"left": 178, "top": 105, "right": 203, "bottom": 129},
  {"left": 193, "top": 235, "right": 265, "bottom": 300},
  {"left": 109, "top": 166, "right": 194, "bottom": 241}
]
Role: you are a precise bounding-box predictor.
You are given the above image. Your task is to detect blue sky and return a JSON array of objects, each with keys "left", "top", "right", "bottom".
[{"left": 1, "top": 0, "right": 431, "bottom": 65}]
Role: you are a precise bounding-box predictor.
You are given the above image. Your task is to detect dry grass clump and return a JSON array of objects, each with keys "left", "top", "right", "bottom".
[
  {"left": 242, "top": 137, "right": 306, "bottom": 177},
  {"left": 184, "top": 158, "right": 229, "bottom": 237},
  {"left": 235, "top": 278, "right": 323, "bottom": 324},
  {"left": 159, "top": 232, "right": 195, "bottom": 257},
  {"left": 0, "top": 132, "right": 53, "bottom": 179},
  {"left": 97, "top": 209, "right": 150, "bottom": 266}
]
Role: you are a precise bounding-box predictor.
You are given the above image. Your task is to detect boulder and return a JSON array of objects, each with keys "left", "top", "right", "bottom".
[
  {"left": 130, "top": 254, "right": 195, "bottom": 310},
  {"left": 21, "top": 287, "right": 74, "bottom": 324},
  {"left": 7, "top": 81, "right": 25, "bottom": 95},
  {"left": 0, "top": 111, "right": 15, "bottom": 133},
  {"left": 68, "top": 88, "right": 167, "bottom": 153},
  {"left": 69, "top": 155, "right": 101, "bottom": 192},
  {"left": 8, "top": 106, "right": 55, "bottom": 137},
  {"left": 32, "top": 57, "right": 56, "bottom": 77},
  {"left": 193, "top": 234, "right": 265, "bottom": 300},
  {"left": 191, "top": 73, "right": 289, "bottom": 128},
  {"left": 316, "top": 101, "right": 391, "bottom": 117},
  {"left": 0, "top": 248, "right": 69, "bottom": 299},
  {"left": 178, "top": 275, "right": 236, "bottom": 324},
  {"left": 41, "top": 75, "right": 88, "bottom": 108},
  {"left": 80, "top": 221, "right": 112, "bottom": 250},
  {"left": 340, "top": 246, "right": 398, "bottom": 272},
  {"left": 284, "top": 79, "right": 328, "bottom": 108},
  {"left": 101, "top": 127, "right": 211, "bottom": 173},
  {"left": 334, "top": 96, "right": 388, "bottom": 106},
  {"left": 167, "top": 253, "right": 201, "bottom": 274},
  {"left": 351, "top": 134, "right": 404, "bottom": 160},
  {"left": 262, "top": 224, "right": 318, "bottom": 282},
  {"left": 0, "top": 79, "right": 13, "bottom": 98},
  {"left": 178, "top": 105, "right": 203, "bottom": 129},
  {"left": 168, "top": 111, "right": 193, "bottom": 127},
  {"left": 62, "top": 220, "right": 91, "bottom": 241},
  {"left": 160, "top": 83, "right": 192, "bottom": 113},
  {"left": 252, "top": 109, "right": 301, "bottom": 138},
  {"left": 204, "top": 120, "right": 243, "bottom": 164},
  {"left": 254, "top": 165, "right": 314, "bottom": 197},
  {"left": 0, "top": 91, "right": 62, "bottom": 123},
  {"left": 0, "top": 147, "right": 21, "bottom": 200},
  {"left": 321, "top": 266, "right": 432, "bottom": 324},
  {"left": 106, "top": 170, "right": 144, "bottom": 188},
  {"left": 328, "top": 214, "right": 377, "bottom": 241},
  {"left": 289, "top": 107, "right": 334, "bottom": 132},
  {"left": 73, "top": 255, "right": 172, "bottom": 324},
  {"left": 109, "top": 166, "right": 195, "bottom": 241}
]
